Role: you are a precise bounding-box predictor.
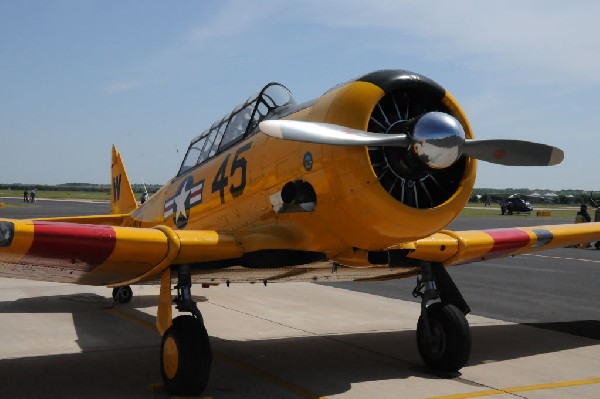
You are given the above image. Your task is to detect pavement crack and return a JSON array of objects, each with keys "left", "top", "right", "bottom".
[{"left": 451, "top": 376, "right": 528, "bottom": 398}]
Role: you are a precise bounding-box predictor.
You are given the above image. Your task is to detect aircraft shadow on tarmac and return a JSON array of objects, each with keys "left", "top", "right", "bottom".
[{"left": 0, "top": 293, "right": 599, "bottom": 397}]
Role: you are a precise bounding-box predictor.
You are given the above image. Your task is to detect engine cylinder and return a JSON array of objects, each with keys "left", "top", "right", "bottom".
[{"left": 365, "top": 71, "right": 470, "bottom": 209}]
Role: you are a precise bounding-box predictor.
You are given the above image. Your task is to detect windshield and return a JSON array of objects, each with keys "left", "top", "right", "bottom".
[{"left": 178, "top": 83, "right": 295, "bottom": 176}]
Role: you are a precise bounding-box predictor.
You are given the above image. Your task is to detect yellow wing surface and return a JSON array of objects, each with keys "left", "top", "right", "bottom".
[
  {"left": 0, "top": 219, "right": 241, "bottom": 285},
  {"left": 0, "top": 217, "right": 598, "bottom": 286},
  {"left": 398, "top": 222, "right": 600, "bottom": 266}
]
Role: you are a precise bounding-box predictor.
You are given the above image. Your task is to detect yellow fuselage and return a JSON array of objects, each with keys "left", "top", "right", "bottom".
[{"left": 128, "top": 79, "right": 475, "bottom": 264}]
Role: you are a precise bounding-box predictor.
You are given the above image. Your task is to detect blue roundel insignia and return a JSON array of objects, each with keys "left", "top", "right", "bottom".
[{"left": 303, "top": 151, "right": 313, "bottom": 171}]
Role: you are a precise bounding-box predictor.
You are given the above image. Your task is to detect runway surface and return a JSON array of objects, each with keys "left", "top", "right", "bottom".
[
  {"left": 0, "top": 196, "right": 110, "bottom": 217},
  {"left": 0, "top": 199, "right": 599, "bottom": 398}
]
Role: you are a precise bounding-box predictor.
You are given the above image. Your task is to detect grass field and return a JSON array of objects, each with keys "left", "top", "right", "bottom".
[{"left": 463, "top": 202, "right": 579, "bottom": 219}]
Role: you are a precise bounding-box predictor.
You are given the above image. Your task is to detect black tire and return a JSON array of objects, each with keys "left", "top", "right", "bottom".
[
  {"left": 417, "top": 302, "right": 471, "bottom": 372},
  {"left": 112, "top": 286, "right": 133, "bottom": 304},
  {"left": 160, "top": 315, "right": 212, "bottom": 396}
]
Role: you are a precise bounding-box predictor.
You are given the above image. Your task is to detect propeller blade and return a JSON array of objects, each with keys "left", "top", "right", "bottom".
[
  {"left": 259, "top": 120, "right": 410, "bottom": 147},
  {"left": 260, "top": 117, "right": 564, "bottom": 168},
  {"left": 463, "top": 139, "right": 564, "bottom": 166}
]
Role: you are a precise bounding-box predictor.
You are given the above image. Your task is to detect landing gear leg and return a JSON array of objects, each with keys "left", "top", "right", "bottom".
[
  {"left": 413, "top": 262, "right": 471, "bottom": 372},
  {"left": 159, "top": 265, "right": 212, "bottom": 396}
]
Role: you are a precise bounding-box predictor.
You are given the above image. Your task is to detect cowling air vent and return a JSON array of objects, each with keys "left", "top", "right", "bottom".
[{"left": 367, "top": 89, "right": 466, "bottom": 209}]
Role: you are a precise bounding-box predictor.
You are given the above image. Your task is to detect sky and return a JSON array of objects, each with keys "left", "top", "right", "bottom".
[{"left": 2, "top": 0, "right": 600, "bottom": 190}]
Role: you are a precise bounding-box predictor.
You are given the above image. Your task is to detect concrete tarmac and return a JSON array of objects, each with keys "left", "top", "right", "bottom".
[{"left": 0, "top": 199, "right": 599, "bottom": 398}]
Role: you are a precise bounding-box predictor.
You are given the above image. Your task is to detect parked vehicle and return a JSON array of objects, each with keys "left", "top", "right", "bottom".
[{"left": 500, "top": 197, "right": 533, "bottom": 215}]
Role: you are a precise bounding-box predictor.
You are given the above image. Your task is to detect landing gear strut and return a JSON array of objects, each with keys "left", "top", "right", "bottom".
[
  {"left": 413, "top": 262, "right": 471, "bottom": 372},
  {"left": 159, "top": 265, "right": 212, "bottom": 395}
]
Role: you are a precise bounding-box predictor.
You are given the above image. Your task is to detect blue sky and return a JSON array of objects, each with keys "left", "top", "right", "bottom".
[{"left": 2, "top": 0, "right": 599, "bottom": 190}]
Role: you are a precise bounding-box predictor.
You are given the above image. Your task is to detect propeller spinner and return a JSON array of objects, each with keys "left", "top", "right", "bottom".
[{"left": 259, "top": 112, "right": 564, "bottom": 168}]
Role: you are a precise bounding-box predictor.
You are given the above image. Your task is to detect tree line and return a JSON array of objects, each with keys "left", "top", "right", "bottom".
[
  {"left": 0, "top": 184, "right": 596, "bottom": 204},
  {"left": 471, "top": 188, "right": 594, "bottom": 205},
  {"left": 0, "top": 183, "right": 161, "bottom": 194}
]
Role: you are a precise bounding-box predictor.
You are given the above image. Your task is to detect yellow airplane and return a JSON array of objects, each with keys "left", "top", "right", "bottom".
[{"left": 0, "top": 69, "right": 597, "bottom": 396}]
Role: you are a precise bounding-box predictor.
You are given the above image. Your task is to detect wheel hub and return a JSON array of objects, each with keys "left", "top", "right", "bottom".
[
  {"left": 426, "top": 320, "right": 446, "bottom": 360},
  {"left": 162, "top": 335, "right": 179, "bottom": 379}
]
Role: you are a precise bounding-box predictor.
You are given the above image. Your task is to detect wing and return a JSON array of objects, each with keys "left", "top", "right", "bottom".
[
  {"left": 395, "top": 222, "right": 600, "bottom": 265},
  {"left": 0, "top": 219, "right": 241, "bottom": 286}
]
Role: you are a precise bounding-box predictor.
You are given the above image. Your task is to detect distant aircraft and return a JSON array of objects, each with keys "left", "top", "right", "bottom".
[{"left": 1, "top": 69, "right": 599, "bottom": 396}]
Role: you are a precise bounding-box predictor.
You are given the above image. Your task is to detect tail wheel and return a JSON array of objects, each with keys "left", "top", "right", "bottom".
[
  {"left": 112, "top": 286, "right": 133, "bottom": 304},
  {"left": 417, "top": 302, "right": 471, "bottom": 371},
  {"left": 160, "top": 315, "right": 213, "bottom": 395}
]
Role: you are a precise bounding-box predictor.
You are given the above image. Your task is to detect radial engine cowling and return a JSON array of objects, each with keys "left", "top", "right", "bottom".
[{"left": 313, "top": 70, "right": 476, "bottom": 247}]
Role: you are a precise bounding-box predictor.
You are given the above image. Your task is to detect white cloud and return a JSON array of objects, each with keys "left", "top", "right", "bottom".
[
  {"left": 187, "top": 0, "right": 284, "bottom": 45},
  {"left": 296, "top": 0, "right": 600, "bottom": 86},
  {"left": 105, "top": 81, "right": 141, "bottom": 94}
]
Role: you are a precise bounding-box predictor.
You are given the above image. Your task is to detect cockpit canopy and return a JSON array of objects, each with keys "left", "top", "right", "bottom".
[{"left": 178, "top": 83, "right": 296, "bottom": 176}]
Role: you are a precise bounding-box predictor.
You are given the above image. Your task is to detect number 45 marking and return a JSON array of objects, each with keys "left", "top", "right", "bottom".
[{"left": 212, "top": 142, "right": 252, "bottom": 204}]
